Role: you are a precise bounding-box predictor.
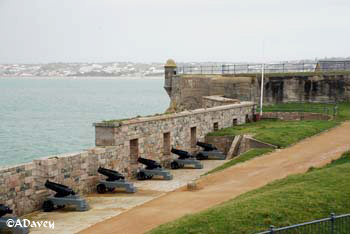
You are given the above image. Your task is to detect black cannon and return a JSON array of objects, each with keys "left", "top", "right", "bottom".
[
  {"left": 171, "top": 148, "right": 194, "bottom": 159},
  {"left": 96, "top": 167, "right": 136, "bottom": 193},
  {"left": 42, "top": 180, "right": 89, "bottom": 212},
  {"left": 196, "top": 141, "right": 217, "bottom": 151},
  {"left": 137, "top": 157, "right": 161, "bottom": 170},
  {"left": 98, "top": 167, "right": 124, "bottom": 181},
  {"left": 195, "top": 141, "right": 226, "bottom": 160},
  {"left": 137, "top": 157, "right": 172, "bottom": 180},
  {"left": 0, "top": 204, "right": 12, "bottom": 217},
  {"left": 45, "top": 180, "right": 75, "bottom": 197},
  {"left": 170, "top": 148, "right": 203, "bottom": 169},
  {"left": 0, "top": 204, "right": 29, "bottom": 234}
]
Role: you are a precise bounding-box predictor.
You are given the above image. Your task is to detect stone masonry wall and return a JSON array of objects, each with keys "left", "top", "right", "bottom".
[
  {"left": 262, "top": 112, "right": 331, "bottom": 121},
  {"left": 95, "top": 102, "right": 256, "bottom": 167},
  {"left": 165, "top": 73, "right": 350, "bottom": 111},
  {"left": 0, "top": 147, "right": 130, "bottom": 216},
  {"left": 202, "top": 95, "right": 240, "bottom": 109},
  {"left": 0, "top": 102, "right": 255, "bottom": 217},
  {"left": 204, "top": 136, "right": 235, "bottom": 154}
]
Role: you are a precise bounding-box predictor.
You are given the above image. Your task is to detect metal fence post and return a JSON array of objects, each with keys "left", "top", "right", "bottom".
[
  {"left": 269, "top": 225, "right": 275, "bottom": 234},
  {"left": 330, "top": 213, "right": 335, "bottom": 234}
]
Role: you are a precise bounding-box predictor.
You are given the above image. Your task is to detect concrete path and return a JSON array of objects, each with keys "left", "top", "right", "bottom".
[
  {"left": 23, "top": 160, "right": 227, "bottom": 234},
  {"left": 80, "top": 122, "right": 350, "bottom": 234}
]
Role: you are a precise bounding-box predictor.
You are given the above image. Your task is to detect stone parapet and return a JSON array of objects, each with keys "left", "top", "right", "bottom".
[
  {"left": 1, "top": 102, "right": 256, "bottom": 216},
  {"left": 262, "top": 112, "right": 332, "bottom": 121}
]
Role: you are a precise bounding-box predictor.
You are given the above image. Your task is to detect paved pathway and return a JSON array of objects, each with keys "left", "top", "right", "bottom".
[
  {"left": 24, "top": 160, "right": 227, "bottom": 234},
  {"left": 80, "top": 122, "right": 350, "bottom": 234}
]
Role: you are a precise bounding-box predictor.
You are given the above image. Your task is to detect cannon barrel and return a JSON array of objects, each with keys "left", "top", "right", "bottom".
[
  {"left": 45, "top": 180, "right": 75, "bottom": 197},
  {"left": 196, "top": 141, "right": 217, "bottom": 151},
  {"left": 137, "top": 157, "right": 161, "bottom": 170},
  {"left": 171, "top": 148, "right": 193, "bottom": 159},
  {"left": 0, "top": 204, "right": 13, "bottom": 217},
  {"left": 98, "top": 167, "right": 124, "bottom": 181}
]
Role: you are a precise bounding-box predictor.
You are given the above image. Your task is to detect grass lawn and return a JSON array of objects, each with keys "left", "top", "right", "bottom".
[
  {"left": 262, "top": 102, "right": 350, "bottom": 120},
  {"left": 206, "top": 148, "right": 274, "bottom": 175},
  {"left": 207, "top": 119, "right": 338, "bottom": 148},
  {"left": 337, "top": 102, "right": 350, "bottom": 120},
  {"left": 208, "top": 102, "right": 350, "bottom": 148},
  {"left": 150, "top": 152, "right": 350, "bottom": 234}
]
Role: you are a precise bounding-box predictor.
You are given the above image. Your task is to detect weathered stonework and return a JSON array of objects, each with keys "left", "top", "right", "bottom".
[
  {"left": 0, "top": 147, "right": 130, "bottom": 216},
  {"left": 204, "top": 136, "right": 235, "bottom": 154},
  {"left": 262, "top": 112, "right": 332, "bottom": 121},
  {"left": 202, "top": 95, "right": 240, "bottom": 108},
  {"left": 0, "top": 101, "right": 255, "bottom": 216},
  {"left": 95, "top": 102, "right": 256, "bottom": 166},
  {"left": 164, "top": 61, "right": 350, "bottom": 111}
]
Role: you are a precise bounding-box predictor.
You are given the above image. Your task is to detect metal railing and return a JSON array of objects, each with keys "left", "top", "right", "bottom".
[
  {"left": 177, "top": 61, "right": 350, "bottom": 75},
  {"left": 257, "top": 213, "right": 350, "bottom": 234}
]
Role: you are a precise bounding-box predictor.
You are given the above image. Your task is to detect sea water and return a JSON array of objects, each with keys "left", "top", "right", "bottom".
[{"left": 0, "top": 77, "right": 168, "bottom": 167}]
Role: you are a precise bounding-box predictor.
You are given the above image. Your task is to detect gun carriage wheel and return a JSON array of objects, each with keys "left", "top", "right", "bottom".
[
  {"left": 97, "top": 183, "right": 107, "bottom": 194},
  {"left": 137, "top": 171, "right": 147, "bottom": 180},
  {"left": 171, "top": 161, "right": 180, "bottom": 169},
  {"left": 42, "top": 200, "right": 54, "bottom": 212}
]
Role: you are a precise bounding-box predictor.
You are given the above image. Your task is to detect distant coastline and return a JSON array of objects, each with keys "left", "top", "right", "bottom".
[{"left": 0, "top": 76, "right": 163, "bottom": 80}]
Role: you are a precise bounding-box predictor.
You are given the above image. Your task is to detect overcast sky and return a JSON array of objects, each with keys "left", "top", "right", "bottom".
[{"left": 0, "top": 0, "right": 349, "bottom": 64}]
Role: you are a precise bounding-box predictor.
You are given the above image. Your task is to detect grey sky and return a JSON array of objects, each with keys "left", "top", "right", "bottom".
[{"left": 0, "top": 0, "right": 349, "bottom": 63}]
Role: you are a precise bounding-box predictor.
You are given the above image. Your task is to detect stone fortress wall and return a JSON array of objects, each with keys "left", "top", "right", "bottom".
[
  {"left": 164, "top": 60, "right": 350, "bottom": 111},
  {"left": 0, "top": 98, "right": 255, "bottom": 216},
  {"left": 0, "top": 147, "right": 128, "bottom": 216},
  {"left": 95, "top": 102, "right": 255, "bottom": 169}
]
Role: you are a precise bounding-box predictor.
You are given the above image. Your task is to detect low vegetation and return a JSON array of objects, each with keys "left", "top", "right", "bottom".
[
  {"left": 208, "top": 119, "right": 338, "bottom": 148},
  {"left": 150, "top": 152, "right": 350, "bottom": 234},
  {"left": 262, "top": 102, "right": 350, "bottom": 120},
  {"left": 208, "top": 102, "right": 350, "bottom": 148},
  {"left": 206, "top": 148, "right": 274, "bottom": 175}
]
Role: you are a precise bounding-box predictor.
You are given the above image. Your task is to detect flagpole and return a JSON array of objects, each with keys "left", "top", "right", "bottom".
[
  {"left": 260, "top": 41, "right": 265, "bottom": 116},
  {"left": 260, "top": 63, "right": 264, "bottom": 116}
]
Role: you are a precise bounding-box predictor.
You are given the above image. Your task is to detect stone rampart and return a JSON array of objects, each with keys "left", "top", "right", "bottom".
[
  {"left": 0, "top": 101, "right": 256, "bottom": 216},
  {"left": 164, "top": 61, "right": 350, "bottom": 111},
  {"left": 95, "top": 102, "right": 256, "bottom": 166},
  {"left": 0, "top": 147, "right": 130, "bottom": 216},
  {"left": 262, "top": 112, "right": 331, "bottom": 121}
]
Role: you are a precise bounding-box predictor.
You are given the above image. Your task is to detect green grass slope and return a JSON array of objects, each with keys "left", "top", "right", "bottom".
[
  {"left": 208, "top": 102, "right": 350, "bottom": 148},
  {"left": 208, "top": 119, "right": 338, "bottom": 148},
  {"left": 150, "top": 152, "right": 350, "bottom": 234},
  {"left": 206, "top": 148, "right": 274, "bottom": 175}
]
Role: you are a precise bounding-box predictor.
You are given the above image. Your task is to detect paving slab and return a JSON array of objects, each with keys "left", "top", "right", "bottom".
[{"left": 22, "top": 159, "right": 227, "bottom": 233}]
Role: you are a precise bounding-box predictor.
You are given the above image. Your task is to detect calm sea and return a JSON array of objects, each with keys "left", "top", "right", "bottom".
[{"left": 0, "top": 77, "right": 169, "bottom": 167}]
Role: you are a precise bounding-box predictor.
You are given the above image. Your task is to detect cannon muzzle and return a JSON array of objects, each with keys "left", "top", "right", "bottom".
[
  {"left": 45, "top": 180, "right": 76, "bottom": 197},
  {"left": 98, "top": 167, "right": 125, "bottom": 181},
  {"left": 171, "top": 148, "right": 194, "bottom": 159},
  {"left": 196, "top": 141, "right": 217, "bottom": 151},
  {"left": 137, "top": 157, "right": 161, "bottom": 170},
  {"left": 0, "top": 204, "right": 13, "bottom": 217}
]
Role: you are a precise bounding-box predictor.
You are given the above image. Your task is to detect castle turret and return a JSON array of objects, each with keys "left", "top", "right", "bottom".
[{"left": 164, "top": 59, "right": 177, "bottom": 96}]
